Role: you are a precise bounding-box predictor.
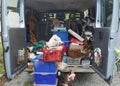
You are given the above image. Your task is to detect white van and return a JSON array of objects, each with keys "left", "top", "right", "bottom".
[{"left": 1, "top": 0, "right": 120, "bottom": 84}]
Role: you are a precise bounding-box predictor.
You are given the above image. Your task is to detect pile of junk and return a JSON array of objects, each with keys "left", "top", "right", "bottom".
[{"left": 26, "top": 17, "right": 95, "bottom": 86}]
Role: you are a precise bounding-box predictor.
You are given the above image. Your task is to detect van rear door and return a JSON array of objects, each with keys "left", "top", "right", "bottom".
[
  {"left": 1, "top": 0, "right": 27, "bottom": 79},
  {"left": 91, "top": 0, "right": 119, "bottom": 84},
  {"left": 92, "top": 27, "right": 112, "bottom": 83}
]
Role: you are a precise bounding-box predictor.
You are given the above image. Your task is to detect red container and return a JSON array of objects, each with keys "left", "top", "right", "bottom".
[
  {"left": 69, "top": 38, "right": 84, "bottom": 45},
  {"left": 43, "top": 46, "right": 63, "bottom": 62}
]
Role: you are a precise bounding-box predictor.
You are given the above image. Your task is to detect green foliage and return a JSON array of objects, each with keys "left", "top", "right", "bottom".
[
  {"left": 0, "top": 63, "right": 4, "bottom": 74},
  {"left": 24, "top": 81, "right": 33, "bottom": 86},
  {"left": 0, "top": 43, "right": 4, "bottom": 74},
  {"left": 0, "top": 43, "right": 3, "bottom": 58}
]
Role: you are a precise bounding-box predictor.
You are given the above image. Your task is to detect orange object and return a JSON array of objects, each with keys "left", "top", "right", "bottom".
[
  {"left": 69, "top": 38, "right": 84, "bottom": 45},
  {"left": 29, "top": 14, "right": 37, "bottom": 44}
]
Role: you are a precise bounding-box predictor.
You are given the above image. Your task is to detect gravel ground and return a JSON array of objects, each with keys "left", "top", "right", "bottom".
[
  {"left": 4, "top": 71, "right": 34, "bottom": 86},
  {"left": 71, "top": 72, "right": 120, "bottom": 86},
  {"left": 3, "top": 69, "right": 120, "bottom": 86}
]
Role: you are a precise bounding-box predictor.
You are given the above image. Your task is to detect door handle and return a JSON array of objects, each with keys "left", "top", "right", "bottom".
[
  {"left": 4, "top": 46, "right": 9, "bottom": 52},
  {"left": 110, "top": 37, "right": 114, "bottom": 40}
]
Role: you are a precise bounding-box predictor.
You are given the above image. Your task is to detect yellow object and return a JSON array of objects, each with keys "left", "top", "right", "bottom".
[
  {"left": 21, "top": 48, "right": 25, "bottom": 61},
  {"left": 115, "top": 48, "right": 120, "bottom": 56}
]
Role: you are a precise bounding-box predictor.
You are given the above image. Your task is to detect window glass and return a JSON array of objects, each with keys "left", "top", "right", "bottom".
[
  {"left": 7, "top": 0, "right": 18, "bottom": 11},
  {"left": 102, "top": 0, "right": 113, "bottom": 27},
  {"left": 7, "top": 0, "right": 25, "bottom": 28}
]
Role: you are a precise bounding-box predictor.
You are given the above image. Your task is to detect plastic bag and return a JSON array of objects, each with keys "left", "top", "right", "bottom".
[{"left": 46, "top": 35, "right": 63, "bottom": 47}]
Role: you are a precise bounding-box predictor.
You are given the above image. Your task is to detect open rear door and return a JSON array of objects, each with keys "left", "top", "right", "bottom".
[
  {"left": 1, "top": 0, "right": 27, "bottom": 79},
  {"left": 91, "top": 0, "right": 119, "bottom": 84},
  {"left": 92, "top": 27, "right": 112, "bottom": 83}
]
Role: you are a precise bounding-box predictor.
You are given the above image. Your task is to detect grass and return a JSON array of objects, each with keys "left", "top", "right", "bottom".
[
  {"left": 0, "top": 62, "right": 4, "bottom": 74},
  {"left": 0, "top": 42, "right": 3, "bottom": 58},
  {"left": 0, "top": 42, "right": 4, "bottom": 74},
  {"left": 24, "top": 80, "right": 33, "bottom": 86}
]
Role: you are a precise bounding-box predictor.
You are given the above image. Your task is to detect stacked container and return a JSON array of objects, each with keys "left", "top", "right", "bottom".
[{"left": 34, "top": 57, "right": 57, "bottom": 86}]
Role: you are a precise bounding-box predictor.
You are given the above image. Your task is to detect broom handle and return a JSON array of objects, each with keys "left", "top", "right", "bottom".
[
  {"left": 71, "top": 65, "right": 78, "bottom": 73},
  {"left": 68, "top": 29, "right": 84, "bottom": 41}
]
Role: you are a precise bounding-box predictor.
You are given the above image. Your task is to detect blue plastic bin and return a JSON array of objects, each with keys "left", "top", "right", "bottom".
[
  {"left": 64, "top": 41, "right": 70, "bottom": 49},
  {"left": 52, "top": 31, "right": 68, "bottom": 42},
  {"left": 34, "top": 60, "right": 56, "bottom": 73},
  {"left": 32, "top": 53, "right": 43, "bottom": 63},
  {"left": 34, "top": 72, "right": 56, "bottom": 85}
]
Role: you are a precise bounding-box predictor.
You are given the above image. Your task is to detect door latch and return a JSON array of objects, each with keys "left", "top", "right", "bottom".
[
  {"left": 110, "top": 37, "right": 114, "bottom": 40},
  {"left": 4, "top": 46, "right": 9, "bottom": 52}
]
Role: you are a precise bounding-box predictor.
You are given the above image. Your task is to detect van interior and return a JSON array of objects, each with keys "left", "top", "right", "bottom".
[
  {"left": 24, "top": 0, "right": 97, "bottom": 63},
  {"left": 24, "top": 0, "right": 97, "bottom": 67}
]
